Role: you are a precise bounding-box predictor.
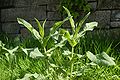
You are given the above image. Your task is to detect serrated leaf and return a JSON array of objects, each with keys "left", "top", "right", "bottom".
[
  {"left": 30, "top": 48, "right": 44, "bottom": 58},
  {"left": 63, "top": 6, "right": 75, "bottom": 32},
  {"left": 84, "top": 22, "right": 98, "bottom": 31}
]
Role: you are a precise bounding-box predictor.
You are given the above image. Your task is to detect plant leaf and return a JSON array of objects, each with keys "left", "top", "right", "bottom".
[
  {"left": 17, "top": 18, "right": 42, "bottom": 41},
  {"left": 74, "top": 12, "right": 90, "bottom": 39},
  {"left": 100, "top": 52, "right": 116, "bottom": 65},
  {"left": 84, "top": 22, "right": 98, "bottom": 31},
  {"left": 86, "top": 51, "right": 97, "bottom": 63},
  {"left": 30, "top": 48, "right": 44, "bottom": 58},
  {"left": 63, "top": 6, "right": 75, "bottom": 32},
  {"left": 35, "top": 18, "right": 45, "bottom": 38},
  {"left": 21, "top": 48, "right": 33, "bottom": 55},
  {"left": 16, "top": 73, "right": 39, "bottom": 80},
  {"left": 50, "top": 16, "right": 71, "bottom": 34},
  {"left": 2, "top": 46, "right": 19, "bottom": 55},
  {"left": 62, "top": 50, "right": 72, "bottom": 55},
  {"left": 59, "top": 29, "right": 77, "bottom": 47},
  {"left": 0, "top": 41, "right": 5, "bottom": 47}
]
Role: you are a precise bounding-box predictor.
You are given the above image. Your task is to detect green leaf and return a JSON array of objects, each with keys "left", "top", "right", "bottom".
[
  {"left": 30, "top": 48, "right": 44, "bottom": 58},
  {"left": 62, "top": 50, "right": 72, "bottom": 55},
  {"left": 0, "top": 41, "right": 5, "bottom": 47},
  {"left": 86, "top": 51, "right": 97, "bottom": 63},
  {"left": 59, "top": 29, "right": 77, "bottom": 47},
  {"left": 46, "top": 41, "right": 65, "bottom": 53},
  {"left": 87, "top": 51, "right": 116, "bottom": 66},
  {"left": 32, "top": 29, "right": 42, "bottom": 41},
  {"left": 63, "top": 6, "right": 75, "bottom": 32},
  {"left": 50, "top": 16, "right": 71, "bottom": 34},
  {"left": 68, "top": 39, "right": 77, "bottom": 47},
  {"left": 100, "top": 52, "right": 116, "bottom": 65},
  {"left": 76, "top": 54, "right": 83, "bottom": 58},
  {"left": 74, "top": 12, "right": 90, "bottom": 39},
  {"left": 17, "top": 18, "right": 33, "bottom": 32},
  {"left": 2, "top": 46, "right": 19, "bottom": 55},
  {"left": 35, "top": 18, "right": 45, "bottom": 38},
  {"left": 16, "top": 73, "right": 39, "bottom": 80},
  {"left": 50, "top": 63, "right": 58, "bottom": 67},
  {"left": 21, "top": 48, "right": 33, "bottom": 55},
  {"left": 17, "top": 18, "right": 42, "bottom": 41},
  {"left": 43, "top": 36, "right": 51, "bottom": 47},
  {"left": 84, "top": 22, "right": 98, "bottom": 31}
]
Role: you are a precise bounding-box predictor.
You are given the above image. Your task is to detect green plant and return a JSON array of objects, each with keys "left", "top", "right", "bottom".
[
  {"left": 16, "top": 6, "right": 117, "bottom": 80},
  {"left": 59, "top": 0, "right": 91, "bottom": 18}
]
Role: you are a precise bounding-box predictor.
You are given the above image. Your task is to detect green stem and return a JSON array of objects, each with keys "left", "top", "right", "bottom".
[
  {"left": 44, "top": 47, "right": 47, "bottom": 53},
  {"left": 70, "top": 47, "right": 74, "bottom": 80},
  {"left": 44, "top": 47, "right": 49, "bottom": 74}
]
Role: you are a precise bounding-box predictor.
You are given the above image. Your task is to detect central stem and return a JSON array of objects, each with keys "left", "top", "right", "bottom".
[{"left": 70, "top": 47, "right": 74, "bottom": 80}]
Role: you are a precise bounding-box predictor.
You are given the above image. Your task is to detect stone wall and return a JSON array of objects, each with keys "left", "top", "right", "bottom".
[
  {"left": 0, "top": 0, "right": 61, "bottom": 37},
  {"left": 0, "top": 0, "right": 120, "bottom": 39},
  {"left": 88, "top": 0, "right": 120, "bottom": 39}
]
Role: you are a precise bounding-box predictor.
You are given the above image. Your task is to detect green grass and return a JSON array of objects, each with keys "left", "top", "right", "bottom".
[
  {"left": 0, "top": 6, "right": 119, "bottom": 79},
  {"left": 0, "top": 34, "right": 119, "bottom": 80}
]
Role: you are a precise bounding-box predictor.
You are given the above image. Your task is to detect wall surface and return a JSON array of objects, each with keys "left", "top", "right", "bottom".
[{"left": 0, "top": 0, "right": 120, "bottom": 39}]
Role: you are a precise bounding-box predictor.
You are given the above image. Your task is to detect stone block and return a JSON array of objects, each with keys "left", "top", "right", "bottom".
[
  {"left": 2, "top": 22, "right": 20, "bottom": 34},
  {"left": 20, "top": 28, "right": 30, "bottom": 38},
  {"left": 89, "top": 11, "right": 111, "bottom": 28},
  {"left": 111, "top": 22, "right": 120, "bottom": 28},
  {"left": 14, "top": 0, "right": 60, "bottom": 7},
  {"left": 1, "top": 6, "right": 46, "bottom": 22},
  {"left": 111, "top": 10, "right": 120, "bottom": 21},
  {"left": 88, "top": 2, "right": 97, "bottom": 10},
  {"left": 47, "top": 4, "right": 59, "bottom": 11},
  {"left": 0, "top": 0, "right": 14, "bottom": 8},
  {"left": 45, "top": 21, "right": 55, "bottom": 28},
  {"left": 47, "top": 0, "right": 60, "bottom": 4},
  {"left": 89, "top": 29, "right": 120, "bottom": 40},
  {"left": 98, "top": 0, "right": 120, "bottom": 9},
  {"left": 47, "top": 12, "right": 62, "bottom": 20},
  {"left": 14, "top": 0, "right": 48, "bottom": 7}
]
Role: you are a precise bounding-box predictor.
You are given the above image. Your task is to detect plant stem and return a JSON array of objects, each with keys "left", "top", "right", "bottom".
[
  {"left": 44, "top": 47, "right": 50, "bottom": 74},
  {"left": 44, "top": 47, "right": 47, "bottom": 53},
  {"left": 70, "top": 47, "right": 74, "bottom": 80}
]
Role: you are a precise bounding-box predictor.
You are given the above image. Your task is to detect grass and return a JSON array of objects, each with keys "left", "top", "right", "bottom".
[
  {"left": 0, "top": 33, "right": 119, "bottom": 80},
  {"left": 0, "top": 6, "right": 119, "bottom": 80}
]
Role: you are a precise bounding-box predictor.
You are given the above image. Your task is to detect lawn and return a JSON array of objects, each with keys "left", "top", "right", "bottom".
[{"left": 0, "top": 7, "right": 119, "bottom": 80}]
